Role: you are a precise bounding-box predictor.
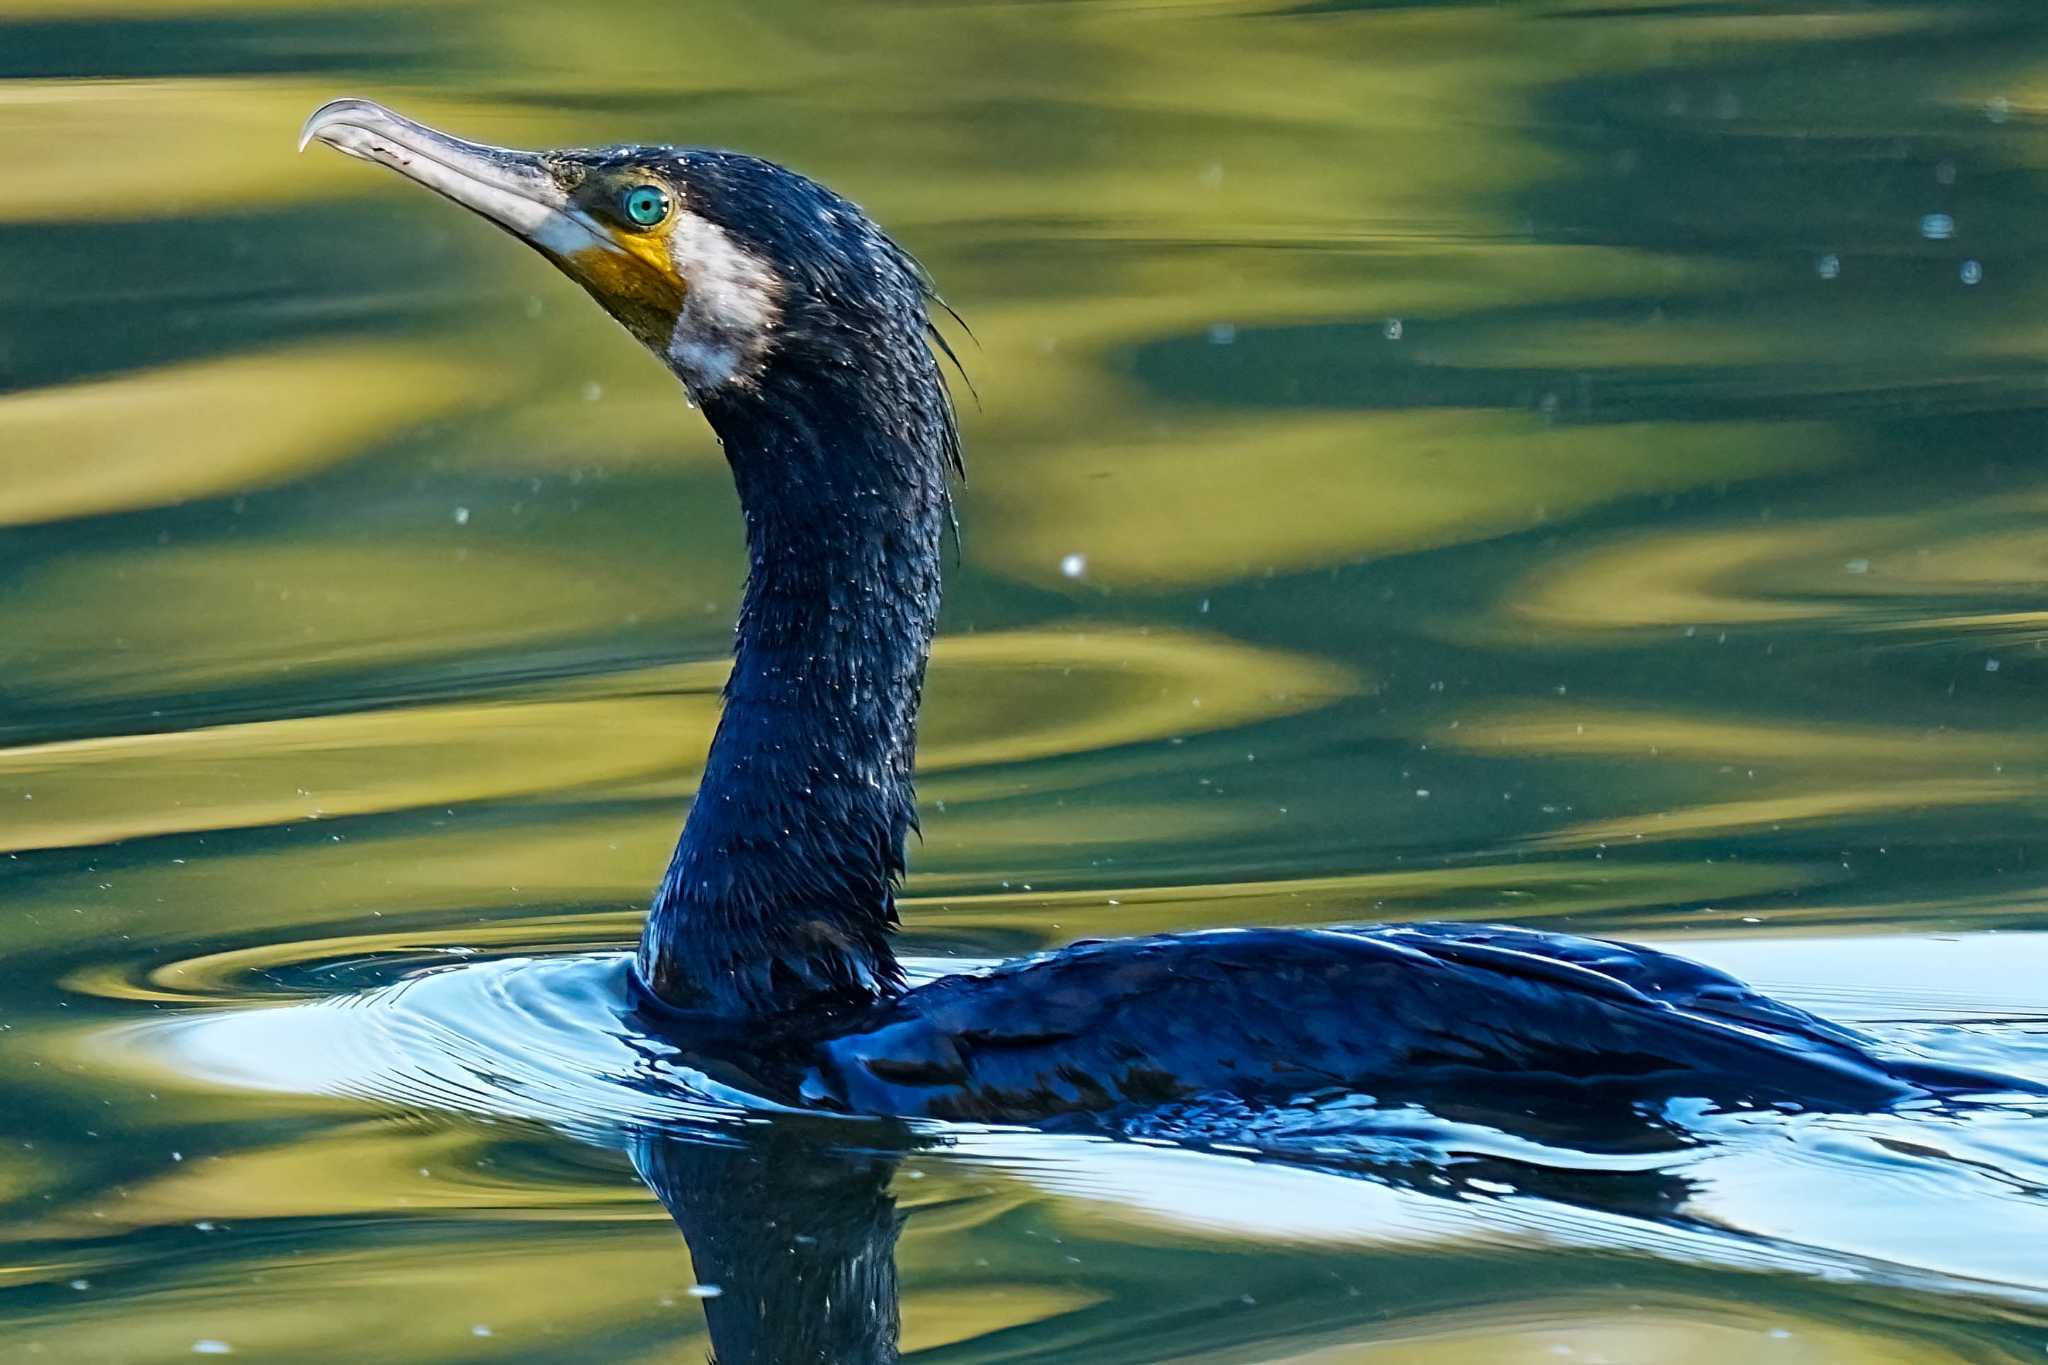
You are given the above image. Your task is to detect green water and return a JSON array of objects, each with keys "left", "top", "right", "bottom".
[{"left": 5, "top": 1, "right": 2048, "bottom": 1360}]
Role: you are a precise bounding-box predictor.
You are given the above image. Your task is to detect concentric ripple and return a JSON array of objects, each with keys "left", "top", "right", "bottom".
[{"left": 109, "top": 929, "right": 2048, "bottom": 1304}]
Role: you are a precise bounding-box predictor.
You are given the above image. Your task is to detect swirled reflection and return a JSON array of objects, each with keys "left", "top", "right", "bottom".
[
  {"left": 0, "top": 626, "right": 1350, "bottom": 853},
  {"left": 93, "top": 929, "right": 2048, "bottom": 1346},
  {"left": 6, "top": 0, "right": 2048, "bottom": 1360},
  {"left": 1513, "top": 500, "right": 2048, "bottom": 645}
]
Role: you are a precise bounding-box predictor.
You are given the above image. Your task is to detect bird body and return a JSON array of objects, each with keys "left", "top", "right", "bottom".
[
  {"left": 628, "top": 921, "right": 2015, "bottom": 1121},
  {"left": 796, "top": 922, "right": 2014, "bottom": 1120},
  {"left": 300, "top": 100, "right": 2030, "bottom": 1123}
]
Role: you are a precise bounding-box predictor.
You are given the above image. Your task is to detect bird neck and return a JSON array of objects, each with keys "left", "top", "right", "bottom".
[{"left": 637, "top": 358, "right": 953, "bottom": 1020}]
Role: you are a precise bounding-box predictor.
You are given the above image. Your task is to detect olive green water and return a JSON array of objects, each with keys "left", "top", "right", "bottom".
[{"left": 6, "top": 1, "right": 2048, "bottom": 1360}]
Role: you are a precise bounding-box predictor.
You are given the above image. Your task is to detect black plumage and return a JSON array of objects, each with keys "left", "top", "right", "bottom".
[
  {"left": 634, "top": 152, "right": 956, "bottom": 1017},
  {"left": 798, "top": 924, "right": 2021, "bottom": 1120},
  {"left": 302, "top": 100, "right": 2036, "bottom": 1127}
]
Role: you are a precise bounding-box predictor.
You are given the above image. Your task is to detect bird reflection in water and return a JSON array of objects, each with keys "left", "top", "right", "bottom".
[
  {"left": 632, "top": 1123, "right": 909, "bottom": 1365},
  {"left": 618, "top": 1094, "right": 1711, "bottom": 1362}
]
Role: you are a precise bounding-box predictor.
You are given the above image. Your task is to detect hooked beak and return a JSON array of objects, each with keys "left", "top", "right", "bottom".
[{"left": 299, "top": 98, "right": 602, "bottom": 261}]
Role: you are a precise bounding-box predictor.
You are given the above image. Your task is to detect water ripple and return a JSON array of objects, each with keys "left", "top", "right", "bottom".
[{"left": 111, "top": 933, "right": 2048, "bottom": 1303}]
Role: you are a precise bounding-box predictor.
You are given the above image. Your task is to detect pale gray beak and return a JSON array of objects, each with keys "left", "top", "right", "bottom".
[{"left": 299, "top": 98, "right": 598, "bottom": 257}]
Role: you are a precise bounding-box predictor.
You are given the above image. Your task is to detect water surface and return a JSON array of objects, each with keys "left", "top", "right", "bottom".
[{"left": 4, "top": 1, "right": 2048, "bottom": 1359}]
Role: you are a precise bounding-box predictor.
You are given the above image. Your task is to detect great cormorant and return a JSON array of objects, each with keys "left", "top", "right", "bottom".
[{"left": 299, "top": 99, "right": 2027, "bottom": 1122}]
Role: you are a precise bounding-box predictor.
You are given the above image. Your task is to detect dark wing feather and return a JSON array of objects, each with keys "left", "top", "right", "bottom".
[
  {"left": 801, "top": 925, "right": 1985, "bottom": 1122},
  {"left": 1372, "top": 923, "right": 1880, "bottom": 1049}
]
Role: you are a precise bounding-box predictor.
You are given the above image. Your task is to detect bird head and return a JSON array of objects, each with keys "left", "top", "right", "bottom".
[{"left": 300, "top": 98, "right": 935, "bottom": 404}]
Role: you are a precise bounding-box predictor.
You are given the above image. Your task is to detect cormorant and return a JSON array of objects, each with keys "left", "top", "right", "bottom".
[{"left": 299, "top": 99, "right": 2027, "bottom": 1123}]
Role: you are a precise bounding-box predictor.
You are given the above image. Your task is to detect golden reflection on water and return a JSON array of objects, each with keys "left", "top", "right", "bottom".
[
  {"left": 0, "top": 80, "right": 541, "bottom": 221},
  {"left": 981, "top": 411, "right": 1851, "bottom": 589},
  {"left": 6, "top": 0, "right": 2048, "bottom": 1360},
  {"left": 0, "top": 626, "right": 1350, "bottom": 853},
  {"left": 0, "top": 343, "right": 489, "bottom": 528},
  {"left": 0, "top": 691, "right": 722, "bottom": 853},
  {"left": 6, "top": 539, "right": 709, "bottom": 696},
  {"left": 1534, "top": 780, "right": 2026, "bottom": 853},
  {"left": 1442, "top": 705, "right": 2039, "bottom": 848},
  {"left": 1514, "top": 495, "right": 2048, "bottom": 639}
]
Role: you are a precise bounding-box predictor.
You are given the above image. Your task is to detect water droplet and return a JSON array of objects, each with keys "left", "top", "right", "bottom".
[
  {"left": 1844, "top": 558, "right": 1870, "bottom": 575},
  {"left": 191, "top": 1344, "right": 233, "bottom": 1357},
  {"left": 581, "top": 381, "right": 604, "bottom": 402},
  {"left": 1961, "top": 259, "right": 1983, "bottom": 285},
  {"left": 1059, "top": 553, "right": 1087, "bottom": 580},
  {"left": 1816, "top": 254, "right": 1840, "bottom": 280},
  {"left": 1920, "top": 213, "right": 1955, "bottom": 241},
  {"left": 687, "top": 1284, "right": 723, "bottom": 1299},
  {"left": 471, "top": 1325, "right": 493, "bottom": 1338},
  {"left": 1985, "top": 658, "right": 2000, "bottom": 673},
  {"left": 1384, "top": 318, "right": 1404, "bottom": 341},
  {"left": 452, "top": 507, "right": 471, "bottom": 526},
  {"left": 1207, "top": 323, "right": 1236, "bottom": 346}
]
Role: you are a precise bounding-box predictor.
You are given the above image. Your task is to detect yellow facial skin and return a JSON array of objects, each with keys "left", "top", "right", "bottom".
[{"left": 549, "top": 171, "right": 688, "bottom": 352}]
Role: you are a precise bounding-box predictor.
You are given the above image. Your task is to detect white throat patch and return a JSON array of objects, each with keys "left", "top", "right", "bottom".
[{"left": 664, "top": 214, "right": 783, "bottom": 396}]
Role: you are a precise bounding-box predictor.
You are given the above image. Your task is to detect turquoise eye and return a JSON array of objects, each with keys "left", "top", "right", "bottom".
[{"left": 624, "top": 185, "right": 669, "bottom": 227}]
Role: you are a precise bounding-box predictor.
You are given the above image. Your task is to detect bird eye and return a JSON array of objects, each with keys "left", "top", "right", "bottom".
[{"left": 623, "top": 185, "right": 670, "bottom": 227}]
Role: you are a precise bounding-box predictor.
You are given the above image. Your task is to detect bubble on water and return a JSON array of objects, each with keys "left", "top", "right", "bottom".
[
  {"left": 191, "top": 1344, "right": 232, "bottom": 1357},
  {"left": 1207, "top": 323, "right": 1236, "bottom": 346},
  {"left": 1844, "top": 558, "right": 1870, "bottom": 575},
  {"left": 1920, "top": 213, "right": 1955, "bottom": 241},
  {"left": 1986, "top": 95, "right": 2011, "bottom": 124},
  {"left": 1384, "top": 318, "right": 1404, "bottom": 341},
  {"left": 1816, "top": 254, "right": 1841, "bottom": 280},
  {"left": 1961, "top": 259, "right": 1983, "bottom": 285},
  {"left": 1986, "top": 659, "right": 2001, "bottom": 673},
  {"left": 470, "top": 1325, "right": 493, "bottom": 1338},
  {"left": 452, "top": 506, "right": 471, "bottom": 526},
  {"left": 1059, "top": 553, "right": 1087, "bottom": 580}
]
